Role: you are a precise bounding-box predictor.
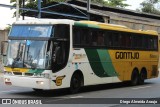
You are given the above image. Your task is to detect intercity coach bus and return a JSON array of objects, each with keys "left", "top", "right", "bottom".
[{"left": 1, "top": 19, "right": 159, "bottom": 93}]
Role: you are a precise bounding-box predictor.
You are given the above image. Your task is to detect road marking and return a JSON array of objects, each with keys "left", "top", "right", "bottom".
[
  {"left": 45, "top": 96, "right": 84, "bottom": 103},
  {"left": 70, "top": 96, "right": 83, "bottom": 98},
  {"left": 45, "top": 97, "right": 70, "bottom": 102},
  {"left": 132, "top": 86, "right": 151, "bottom": 90},
  {"left": 0, "top": 90, "right": 19, "bottom": 93}
]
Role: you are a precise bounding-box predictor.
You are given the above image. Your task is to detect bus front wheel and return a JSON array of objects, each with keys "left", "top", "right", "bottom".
[{"left": 70, "top": 73, "right": 82, "bottom": 94}]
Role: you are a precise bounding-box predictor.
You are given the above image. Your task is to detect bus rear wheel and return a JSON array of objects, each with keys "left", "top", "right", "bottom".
[
  {"left": 138, "top": 71, "right": 146, "bottom": 85},
  {"left": 70, "top": 73, "right": 82, "bottom": 94},
  {"left": 131, "top": 69, "right": 139, "bottom": 86}
]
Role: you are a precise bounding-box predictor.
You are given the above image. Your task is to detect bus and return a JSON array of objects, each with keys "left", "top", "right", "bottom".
[{"left": 1, "top": 19, "right": 159, "bottom": 93}]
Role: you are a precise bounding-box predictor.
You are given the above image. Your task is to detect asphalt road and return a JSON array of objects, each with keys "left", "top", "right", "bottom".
[{"left": 0, "top": 73, "right": 160, "bottom": 107}]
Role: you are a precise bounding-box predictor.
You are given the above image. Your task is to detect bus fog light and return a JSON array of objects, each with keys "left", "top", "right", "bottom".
[
  {"left": 36, "top": 81, "right": 44, "bottom": 85},
  {"left": 5, "top": 78, "right": 10, "bottom": 82}
]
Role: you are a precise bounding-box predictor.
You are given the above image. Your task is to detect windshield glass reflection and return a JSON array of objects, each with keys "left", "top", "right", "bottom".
[{"left": 6, "top": 40, "right": 47, "bottom": 69}]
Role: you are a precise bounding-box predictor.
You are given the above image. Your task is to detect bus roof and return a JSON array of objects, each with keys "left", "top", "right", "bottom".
[
  {"left": 13, "top": 19, "right": 158, "bottom": 36},
  {"left": 75, "top": 21, "right": 158, "bottom": 36},
  {"left": 13, "top": 19, "right": 75, "bottom": 25}
]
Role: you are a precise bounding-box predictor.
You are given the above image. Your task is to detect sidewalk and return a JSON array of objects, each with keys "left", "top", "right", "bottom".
[{"left": 0, "top": 72, "right": 3, "bottom": 81}]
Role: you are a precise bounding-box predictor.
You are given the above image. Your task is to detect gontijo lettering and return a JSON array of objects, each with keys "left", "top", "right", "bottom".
[{"left": 115, "top": 52, "right": 139, "bottom": 59}]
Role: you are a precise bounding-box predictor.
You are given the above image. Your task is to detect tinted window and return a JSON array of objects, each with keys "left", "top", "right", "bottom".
[{"left": 73, "top": 26, "right": 158, "bottom": 51}]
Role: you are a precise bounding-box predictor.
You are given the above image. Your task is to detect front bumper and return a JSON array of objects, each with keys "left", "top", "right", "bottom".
[{"left": 3, "top": 75, "right": 52, "bottom": 89}]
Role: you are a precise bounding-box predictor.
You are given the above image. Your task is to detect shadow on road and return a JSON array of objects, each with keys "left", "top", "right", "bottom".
[{"left": 8, "top": 81, "right": 154, "bottom": 98}]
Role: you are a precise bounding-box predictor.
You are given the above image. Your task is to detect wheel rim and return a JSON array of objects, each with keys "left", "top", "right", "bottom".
[
  {"left": 140, "top": 73, "right": 145, "bottom": 80},
  {"left": 131, "top": 71, "right": 138, "bottom": 85},
  {"left": 72, "top": 77, "right": 80, "bottom": 90}
]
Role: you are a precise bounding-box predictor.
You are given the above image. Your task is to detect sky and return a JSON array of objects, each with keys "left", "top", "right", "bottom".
[
  {"left": 0, "top": 0, "right": 144, "bottom": 29},
  {"left": 125, "top": 0, "right": 144, "bottom": 10}
]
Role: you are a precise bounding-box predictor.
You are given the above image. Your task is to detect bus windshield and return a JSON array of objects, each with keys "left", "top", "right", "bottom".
[
  {"left": 5, "top": 24, "right": 70, "bottom": 71},
  {"left": 6, "top": 40, "right": 47, "bottom": 69}
]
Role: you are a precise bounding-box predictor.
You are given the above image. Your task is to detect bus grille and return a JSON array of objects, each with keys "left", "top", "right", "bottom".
[
  {"left": 13, "top": 72, "right": 22, "bottom": 75},
  {"left": 13, "top": 72, "right": 34, "bottom": 76},
  {"left": 25, "top": 73, "right": 34, "bottom": 76}
]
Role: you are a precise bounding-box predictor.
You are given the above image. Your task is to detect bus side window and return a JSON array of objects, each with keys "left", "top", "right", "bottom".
[
  {"left": 142, "top": 35, "right": 149, "bottom": 50},
  {"left": 81, "top": 29, "right": 89, "bottom": 46},
  {"left": 91, "top": 31, "right": 98, "bottom": 46},
  {"left": 55, "top": 24, "right": 69, "bottom": 39},
  {"left": 149, "top": 37, "right": 155, "bottom": 50},
  {"left": 153, "top": 37, "right": 158, "bottom": 50},
  {"left": 73, "top": 27, "right": 81, "bottom": 46},
  {"left": 132, "top": 34, "right": 138, "bottom": 49},
  {"left": 105, "top": 31, "right": 112, "bottom": 47},
  {"left": 126, "top": 34, "right": 132, "bottom": 48},
  {"left": 97, "top": 31, "right": 105, "bottom": 46},
  {"left": 113, "top": 33, "right": 120, "bottom": 47}
]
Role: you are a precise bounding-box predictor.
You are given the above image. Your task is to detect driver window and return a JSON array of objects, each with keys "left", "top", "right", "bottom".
[
  {"left": 45, "top": 41, "right": 53, "bottom": 69},
  {"left": 53, "top": 42, "right": 66, "bottom": 64}
]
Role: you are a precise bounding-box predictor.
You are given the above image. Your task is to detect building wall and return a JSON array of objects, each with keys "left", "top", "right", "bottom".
[
  {"left": 0, "top": 30, "right": 9, "bottom": 71},
  {"left": 102, "top": 12, "right": 160, "bottom": 36},
  {"left": 109, "top": 18, "right": 160, "bottom": 34},
  {"left": 0, "top": 30, "right": 8, "bottom": 42}
]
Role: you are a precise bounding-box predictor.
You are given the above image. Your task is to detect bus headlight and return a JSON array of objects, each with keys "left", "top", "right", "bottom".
[
  {"left": 5, "top": 78, "right": 10, "bottom": 82},
  {"left": 36, "top": 81, "right": 44, "bottom": 85}
]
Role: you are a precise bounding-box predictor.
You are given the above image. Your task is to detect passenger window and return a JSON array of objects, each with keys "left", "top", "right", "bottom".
[{"left": 97, "top": 32, "right": 105, "bottom": 46}]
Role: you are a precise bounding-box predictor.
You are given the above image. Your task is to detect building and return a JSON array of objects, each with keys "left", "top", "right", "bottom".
[
  {"left": 23, "top": 0, "right": 160, "bottom": 36},
  {"left": 0, "top": 29, "right": 9, "bottom": 71}
]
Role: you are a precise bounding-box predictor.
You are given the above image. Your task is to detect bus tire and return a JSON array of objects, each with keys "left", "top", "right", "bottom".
[
  {"left": 138, "top": 70, "right": 147, "bottom": 85},
  {"left": 33, "top": 88, "right": 43, "bottom": 92},
  {"left": 70, "top": 72, "right": 83, "bottom": 94},
  {"left": 131, "top": 69, "right": 139, "bottom": 86}
]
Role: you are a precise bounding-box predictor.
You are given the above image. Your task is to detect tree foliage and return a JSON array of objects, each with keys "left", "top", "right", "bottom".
[
  {"left": 139, "top": 0, "right": 160, "bottom": 15},
  {"left": 106, "top": 0, "right": 129, "bottom": 8},
  {"left": 10, "top": 0, "right": 129, "bottom": 8},
  {"left": 10, "top": 0, "right": 129, "bottom": 17}
]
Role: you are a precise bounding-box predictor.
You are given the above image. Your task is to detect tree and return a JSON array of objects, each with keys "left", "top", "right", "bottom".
[
  {"left": 107, "top": 0, "right": 130, "bottom": 8},
  {"left": 139, "top": 0, "right": 160, "bottom": 15},
  {"left": 91, "top": 0, "right": 107, "bottom": 5}
]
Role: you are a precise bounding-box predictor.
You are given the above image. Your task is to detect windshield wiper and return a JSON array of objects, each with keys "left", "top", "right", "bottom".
[{"left": 11, "top": 43, "right": 24, "bottom": 68}]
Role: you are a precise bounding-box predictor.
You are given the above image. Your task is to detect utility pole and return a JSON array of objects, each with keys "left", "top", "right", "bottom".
[
  {"left": 16, "top": 0, "right": 19, "bottom": 21},
  {"left": 38, "top": 0, "right": 42, "bottom": 18},
  {"left": 22, "top": 0, "right": 25, "bottom": 20},
  {"left": 87, "top": 0, "right": 90, "bottom": 20}
]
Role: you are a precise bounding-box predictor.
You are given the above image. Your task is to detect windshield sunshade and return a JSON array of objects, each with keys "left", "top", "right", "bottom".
[{"left": 9, "top": 25, "right": 52, "bottom": 37}]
